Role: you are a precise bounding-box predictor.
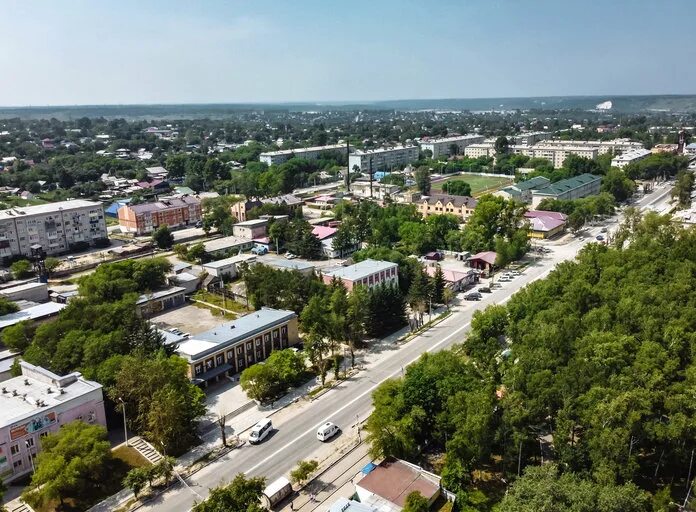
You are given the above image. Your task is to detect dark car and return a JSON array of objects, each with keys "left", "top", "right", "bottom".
[
  {"left": 424, "top": 251, "right": 444, "bottom": 261},
  {"left": 465, "top": 292, "right": 482, "bottom": 301},
  {"left": 596, "top": 235, "right": 605, "bottom": 241},
  {"left": 478, "top": 287, "right": 492, "bottom": 293}
]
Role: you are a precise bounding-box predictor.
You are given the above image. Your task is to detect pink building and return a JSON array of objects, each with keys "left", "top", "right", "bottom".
[
  {"left": 0, "top": 362, "right": 106, "bottom": 482},
  {"left": 321, "top": 259, "right": 398, "bottom": 291}
]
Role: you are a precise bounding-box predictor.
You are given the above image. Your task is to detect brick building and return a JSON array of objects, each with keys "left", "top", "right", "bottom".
[{"left": 117, "top": 196, "right": 201, "bottom": 235}]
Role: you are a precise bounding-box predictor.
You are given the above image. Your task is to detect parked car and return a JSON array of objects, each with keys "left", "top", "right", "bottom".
[
  {"left": 465, "top": 292, "right": 482, "bottom": 301},
  {"left": 478, "top": 287, "right": 492, "bottom": 293},
  {"left": 600, "top": 227, "right": 608, "bottom": 233},
  {"left": 424, "top": 251, "right": 444, "bottom": 261},
  {"left": 510, "top": 270, "right": 521, "bottom": 276},
  {"left": 497, "top": 276, "right": 511, "bottom": 282},
  {"left": 491, "top": 283, "right": 502, "bottom": 289},
  {"left": 251, "top": 245, "right": 268, "bottom": 255},
  {"left": 249, "top": 418, "right": 273, "bottom": 444},
  {"left": 316, "top": 422, "right": 340, "bottom": 441},
  {"left": 596, "top": 235, "right": 605, "bottom": 241},
  {"left": 285, "top": 253, "right": 297, "bottom": 259}
]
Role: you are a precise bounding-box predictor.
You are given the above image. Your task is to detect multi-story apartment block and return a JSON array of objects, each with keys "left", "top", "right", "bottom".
[
  {"left": 348, "top": 146, "right": 420, "bottom": 173},
  {"left": 176, "top": 308, "right": 299, "bottom": 386},
  {"left": 611, "top": 148, "right": 652, "bottom": 169},
  {"left": 418, "top": 135, "right": 485, "bottom": 159},
  {"left": 538, "top": 139, "right": 644, "bottom": 155},
  {"left": 320, "top": 259, "right": 399, "bottom": 291},
  {"left": 259, "top": 144, "right": 349, "bottom": 166},
  {"left": 527, "top": 144, "right": 598, "bottom": 168},
  {"left": 117, "top": 196, "right": 201, "bottom": 235},
  {"left": 0, "top": 200, "right": 107, "bottom": 259},
  {"left": 531, "top": 173, "right": 602, "bottom": 208},
  {"left": 414, "top": 193, "right": 478, "bottom": 221},
  {"left": 463, "top": 142, "right": 496, "bottom": 159},
  {"left": 0, "top": 362, "right": 106, "bottom": 482},
  {"left": 511, "top": 131, "right": 552, "bottom": 145},
  {"left": 230, "top": 194, "right": 302, "bottom": 222}
]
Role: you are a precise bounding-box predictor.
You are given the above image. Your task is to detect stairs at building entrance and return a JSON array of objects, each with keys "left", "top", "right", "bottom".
[{"left": 130, "top": 436, "right": 164, "bottom": 464}]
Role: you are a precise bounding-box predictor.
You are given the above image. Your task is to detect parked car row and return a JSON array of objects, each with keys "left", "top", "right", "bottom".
[{"left": 248, "top": 418, "right": 340, "bottom": 445}]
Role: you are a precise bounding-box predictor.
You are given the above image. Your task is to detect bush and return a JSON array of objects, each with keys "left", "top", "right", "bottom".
[
  {"left": 240, "top": 349, "right": 307, "bottom": 402},
  {"left": 10, "top": 259, "right": 33, "bottom": 279}
]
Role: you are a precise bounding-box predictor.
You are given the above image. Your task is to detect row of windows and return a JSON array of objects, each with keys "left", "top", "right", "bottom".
[{"left": 352, "top": 267, "right": 397, "bottom": 286}]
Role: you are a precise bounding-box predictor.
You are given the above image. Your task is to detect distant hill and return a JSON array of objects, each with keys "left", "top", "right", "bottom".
[{"left": 1, "top": 95, "right": 696, "bottom": 120}]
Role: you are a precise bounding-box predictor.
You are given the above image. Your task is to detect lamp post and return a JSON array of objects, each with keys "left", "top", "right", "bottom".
[
  {"left": 355, "top": 414, "right": 361, "bottom": 442},
  {"left": 118, "top": 397, "right": 129, "bottom": 446},
  {"left": 25, "top": 440, "right": 35, "bottom": 473}
]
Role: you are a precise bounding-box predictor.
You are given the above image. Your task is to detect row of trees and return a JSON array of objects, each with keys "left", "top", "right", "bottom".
[
  {"left": 240, "top": 349, "right": 308, "bottom": 402},
  {"left": 366, "top": 212, "right": 696, "bottom": 510}
]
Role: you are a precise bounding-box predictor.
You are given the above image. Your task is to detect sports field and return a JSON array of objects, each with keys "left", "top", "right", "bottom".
[{"left": 431, "top": 174, "right": 513, "bottom": 196}]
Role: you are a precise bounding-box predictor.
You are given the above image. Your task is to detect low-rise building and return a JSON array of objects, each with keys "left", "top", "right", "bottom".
[
  {"left": 261, "top": 258, "right": 316, "bottom": 276},
  {"left": 652, "top": 144, "right": 679, "bottom": 154},
  {"left": 0, "top": 200, "right": 107, "bottom": 259},
  {"left": 136, "top": 287, "right": 186, "bottom": 316},
  {"left": 350, "top": 181, "right": 401, "bottom": 200},
  {"left": 424, "top": 265, "right": 476, "bottom": 291},
  {"left": 611, "top": 148, "right": 652, "bottom": 169},
  {"left": 468, "top": 251, "right": 497, "bottom": 273},
  {"left": 0, "top": 302, "right": 66, "bottom": 331},
  {"left": 321, "top": 259, "right": 398, "bottom": 291},
  {"left": 259, "top": 144, "right": 348, "bottom": 166},
  {"left": 230, "top": 195, "right": 302, "bottom": 223},
  {"left": 531, "top": 173, "right": 602, "bottom": 207},
  {"left": 418, "top": 135, "right": 485, "bottom": 159},
  {"left": 414, "top": 193, "right": 477, "bottom": 221},
  {"left": 0, "top": 362, "right": 107, "bottom": 482},
  {"left": 232, "top": 219, "right": 268, "bottom": 240},
  {"left": 348, "top": 146, "right": 419, "bottom": 173},
  {"left": 203, "top": 236, "right": 254, "bottom": 258},
  {"left": 202, "top": 254, "right": 257, "bottom": 280},
  {"left": 118, "top": 196, "right": 202, "bottom": 235},
  {"left": 495, "top": 176, "right": 551, "bottom": 203},
  {"left": 685, "top": 143, "right": 696, "bottom": 155},
  {"left": 524, "top": 210, "right": 567, "bottom": 239},
  {"left": 0, "top": 282, "right": 49, "bottom": 303},
  {"left": 175, "top": 308, "right": 299, "bottom": 385}
]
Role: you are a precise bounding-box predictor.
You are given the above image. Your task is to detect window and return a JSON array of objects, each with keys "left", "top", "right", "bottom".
[
  {"left": 237, "top": 346, "right": 243, "bottom": 355},
  {"left": 216, "top": 354, "right": 224, "bottom": 366},
  {"left": 13, "top": 460, "right": 22, "bottom": 469},
  {"left": 227, "top": 350, "right": 234, "bottom": 360},
  {"left": 10, "top": 445, "right": 19, "bottom": 456},
  {"left": 246, "top": 342, "right": 252, "bottom": 351},
  {"left": 40, "top": 431, "right": 49, "bottom": 439}
]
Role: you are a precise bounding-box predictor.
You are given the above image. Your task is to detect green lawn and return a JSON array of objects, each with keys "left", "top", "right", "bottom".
[{"left": 432, "top": 174, "right": 513, "bottom": 196}]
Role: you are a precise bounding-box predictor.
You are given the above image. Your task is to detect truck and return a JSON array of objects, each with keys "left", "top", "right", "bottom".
[{"left": 261, "top": 477, "right": 293, "bottom": 509}]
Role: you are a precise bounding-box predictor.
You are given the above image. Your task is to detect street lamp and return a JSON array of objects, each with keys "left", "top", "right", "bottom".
[
  {"left": 355, "top": 414, "right": 361, "bottom": 442},
  {"left": 25, "top": 440, "right": 35, "bottom": 473},
  {"left": 118, "top": 397, "right": 129, "bottom": 446}
]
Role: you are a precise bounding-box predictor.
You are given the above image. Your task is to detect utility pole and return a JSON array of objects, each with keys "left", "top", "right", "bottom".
[
  {"left": 119, "top": 397, "right": 129, "bottom": 446},
  {"left": 345, "top": 139, "right": 351, "bottom": 192},
  {"left": 369, "top": 157, "right": 373, "bottom": 199}
]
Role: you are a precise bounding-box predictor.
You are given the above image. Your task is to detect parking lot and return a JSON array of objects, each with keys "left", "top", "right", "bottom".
[{"left": 150, "top": 303, "right": 229, "bottom": 335}]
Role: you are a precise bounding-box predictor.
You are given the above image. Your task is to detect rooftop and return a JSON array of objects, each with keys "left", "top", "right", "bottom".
[
  {"left": 260, "top": 144, "right": 347, "bottom": 157},
  {"left": 352, "top": 146, "right": 418, "bottom": 155},
  {"left": 126, "top": 196, "right": 200, "bottom": 215},
  {"left": 176, "top": 308, "right": 296, "bottom": 361},
  {"left": 234, "top": 219, "right": 268, "bottom": 228},
  {"left": 312, "top": 226, "right": 338, "bottom": 240},
  {"left": 0, "top": 362, "right": 103, "bottom": 428},
  {"left": 511, "top": 176, "right": 551, "bottom": 192},
  {"left": 0, "top": 302, "right": 66, "bottom": 330},
  {"left": 419, "top": 134, "right": 483, "bottom": 144},
  {"left": 357, "top": 458, "right": 441, "bottom": 509},
  {"left": 0, "top": 199, "right": 102, "bottom": 221},
  {"left": 0, "top": 281, "right": 47, "bottom": 295},
  {"left": 328, "top": 498, "right": 377, "bottom": 512},
  {"left": 532, "top": 173, "right": 601, "bottom": 196},
  {"left": 468, "top": 251, "right": 497, "bottom": 265},
  {"left": 202, "top": 254, "right": 257, "bottom": 269},
  {"left": 136, "top": 286, "right": 186, "bottom": 305},
  {"left": 323, "top": 259, "right": 397, "bottom": 282},
  {"left": 203, "top": 236, "right": 252, "bottom": 253},
  {"left": 419, "top": 193, "right": 477, "bottom": 208},
  {"left": 262, "top": 258, "right": 315, "bottom": 272}
]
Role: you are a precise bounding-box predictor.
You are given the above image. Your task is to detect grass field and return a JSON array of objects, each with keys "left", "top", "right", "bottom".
[{"left": 431, "top": 174, "right": 513, "bottom": 196}]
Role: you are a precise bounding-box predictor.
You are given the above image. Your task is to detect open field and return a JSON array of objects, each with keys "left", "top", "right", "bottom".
[{"left": 431, "top": 174, "right": 513, "bottom": 196}]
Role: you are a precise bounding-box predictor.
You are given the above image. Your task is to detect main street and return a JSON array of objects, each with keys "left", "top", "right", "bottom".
[{"left": 140, "top": 185, "right": 673, "bottom": 512}]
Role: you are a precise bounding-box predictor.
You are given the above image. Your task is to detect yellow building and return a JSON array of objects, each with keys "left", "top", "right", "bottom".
[{"left": 414, "top": 193, "right": 478, "bottom": 222}]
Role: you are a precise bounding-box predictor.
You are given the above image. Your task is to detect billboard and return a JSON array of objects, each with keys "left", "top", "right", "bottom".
[{"left": 10, "top": 411, "right": 57, "bottom": 441}]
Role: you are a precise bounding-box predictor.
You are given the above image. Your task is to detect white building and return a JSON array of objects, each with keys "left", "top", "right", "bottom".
[
  {"left": 0, "top": 362, "right": 107, "bottom": 482},
  {"left": 511, "top": 131, "right": 552, "bottom": 145},
  {"left": 0, "top": 200, "right": 107, "bottom": 259},
  {"left": 418, "top": 135, "right": 485, "bottom": 159},
  {"left": 611, "top": 148, "right": 652, "bottom": 169},
  {"left": 463, "top": 142, "right": 495, "bottom": 158},
  {"left": 350, "top": 181, "right": 401, "bottom": 200},
  {"left": 526, "top": 144, "right": 599, "bottom": 168},
  {"left": 348, "top": 146, "right": 419, "bottom": 173},
  {"left": 259, "top": 144, "right": 348, "bottom": 166},
  {"left": 538, "top": 139, "right": 644, "bottom": 155}
]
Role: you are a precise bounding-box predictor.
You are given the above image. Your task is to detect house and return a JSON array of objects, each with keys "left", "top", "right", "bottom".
[
  {"left": 495, "top": 176, "right": 551, "bottom": 203},
  {"left": 167, "top": 272, "right": 200, "bottom": 294},
  {"left": 524, "top": 210, "right": 567, "bottom": 239},
  {"left": 312, "top": 225, "right": 353, "bottom": 258},
  {"left": 230, "top": 195, "right": 302, "bottom": 223},
  {"left": 175, "top": 308, "right": 299, "bottom": 386},
  {"left": 414, "top": 193, "right": 478, "bottom": 222},
  {"left": 424, "top": 266, "right": 476, "bottom": 291},
  {"left": 117, "top": 196, "right": 202, "bottom": 235},
  {"left": 0, "top": 362, "right": 106, "bottom": 483},
  {"left": 145, "top": 166, "right": 169, "bottom": 180},
  {"left": 105, "top": 199, "right": 132, "bottom": 218},
  {"left": 136, "top": 287, "right": 186, "bottom": 316},
  {"left": 202, "top": 236, "right": 254, "bottom": 258},
  {"left": 356, "top": 457, "right": 452, "bottom": 511},
  {"left": 350, "top": 181, "right": 401, "bottom": 200},
  {"left": 530, "top": 173, "right": 602, "bottom": 208},
  {"left": 230, "top": 199, "right": 263, "bottom": 223},
  {"left": 232, "top": 219, "right": 268, "bottom": 240},
  {"left": 136, "top": 179, "right": 169, "bottom": 193},
  {"left": 202, "top": 254, "right": 257, "bottom": 280},
  {"left": 468, "top": 251, "right": 497, "bottom": 273},
  {"left": 321, "top": 260, "right": 398, "bottom": 291}
]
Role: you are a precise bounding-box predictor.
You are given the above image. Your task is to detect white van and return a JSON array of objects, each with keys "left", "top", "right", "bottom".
[
  {"left": 249, "top": 418, "right": 273, "bottom": 444},
  {"left": 316, "top": 422, "right": 339, "bottom": 442}
]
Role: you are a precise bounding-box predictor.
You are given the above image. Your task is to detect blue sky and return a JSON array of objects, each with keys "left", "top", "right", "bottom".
[{"left": 1, "top": 0, "right": 694, "bottom": 106}]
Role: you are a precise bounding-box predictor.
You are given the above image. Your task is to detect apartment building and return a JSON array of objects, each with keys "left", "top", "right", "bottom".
[
  {"left": 320, "top": 259, "right": 399, "bottom": 291},
  {"left": 117, "top": 196, "right": 201, "bottom": 235},
  {"left": 414, "top": 193, "right": 478, "bottom": 222},
  {"left": 0, "top": 362, "right": 106, "bottom": 482},
  {"left": 531, "top": 173, "right": 602, "bottom": 207},
  {"left": 527, "top": 144, "right": 598, "bottom": 168},
  {"left": 611, "top": 148, "right": 652, "bottom": 169},
  {"left": 230, "top": 194, "right": 302, "bottom": 222},
  {"left": 176, "top": 308, "right": 299, "bottom": 385},
  {"left": 463, "top": 142, "right": 495, "bottom": 159},
  {"left": 0, "top": 200, "right": 107, "bottom": 259},
  {"left": 652, "top": 144, "right": 679, "bottom": 154},
  {"left": 418, "top": 135, "right": 485, "bottom": 159},
  {"left": 348, "top": 146, "right": 420, "bottom": 173},
  {"left": 259, "top": 144, "right": 349, "bottom": 166},
  {"left": 511, "top": 131, "right": 552, "bottom": 145},
  {"left": 539, "top": 139, "right": 644, "bottom": 155},
  {"left": 350, "top": 181, "right": 401, "bottom": 200}
]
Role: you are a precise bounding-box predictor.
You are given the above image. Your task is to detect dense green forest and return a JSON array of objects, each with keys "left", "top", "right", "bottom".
[{"left": 366, "top": 212, "right": 696, "bottom": 511}]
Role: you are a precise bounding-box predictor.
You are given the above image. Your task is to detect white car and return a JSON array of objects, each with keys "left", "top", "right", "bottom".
[
  {"left": 317, "top": 422, "right": 339, "bottom": 442},
  {"left": 285, "top": 253, "right": 297, "bottom": 259}
]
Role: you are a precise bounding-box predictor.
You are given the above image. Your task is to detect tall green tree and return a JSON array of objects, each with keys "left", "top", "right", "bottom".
[
  {"left": 152, "top": 225, "right": 174, "bottom": 249},
  {"left": 192, "top": 474, "right": 266, "bottom": 512},
  {"left": 414, "top": 167, "right": 431, "bottom": 195}
]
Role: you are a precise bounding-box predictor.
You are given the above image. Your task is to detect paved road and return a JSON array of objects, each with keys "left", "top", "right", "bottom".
[{"left": 140, "top": 186, "right": 672, "bottom": 512}]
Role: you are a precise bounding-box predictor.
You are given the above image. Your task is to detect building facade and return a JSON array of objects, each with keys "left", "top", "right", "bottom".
[
  {"left": 321, "top": 259, "right": 399, "bottom": 291},
  {"left": 259, "top": 144, "right": 348, "bottom": 166},
  {"left": 611, "top": 148, "right": 651, "bottom": 169},
  {"left": 414, "top": 193, "right": 478, "bottom": 221},
  {"left": 527, "top": 144, "right": 598, "bottom": 168},
  {"left": 418, "top": 135, "right": 485, "bottom": 159},
  {"left": 348, "top": 146, "right": 419, "bottom": 173},
  {"left": 0, "top": 362, "right": 107, "bottom": 482},
  {"left": 175, "top": 308, "right": 299, "bottom": 385},
  {"left": 494, "top": 176, "right": 551, "bottom": 203},
  {"left": 463, "top": 143, "right": 495, "bottom": 159},
  {"left": 118, "top": 196, "right": 201, "bottom": 235},
  {"left": 232, "top": 219, "right": 268, "bottom": 240},
  {"left": 0, "top": 200, "right": 107, "bottom": 259}
]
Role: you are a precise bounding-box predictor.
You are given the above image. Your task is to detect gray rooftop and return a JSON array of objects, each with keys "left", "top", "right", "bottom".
[
  {"left": 176, "top": 308, "right": 296, "bottom": 361},
  {"left": 323, "top": 259, "right": 397, "bottom": 282},
  {"left": 203, "top": 254, "right": 257, "bottom": 269},
  {"left": 0, "top": 302, "right": 66, "bottom": 330},
  {"left": 0, "top": 200, "right": 102, "bottom": 221},
  {"left": 203, "top": 236, "right": 253, "bottom": 253},
  {"left": 262, "top": 258, "right": 315, "bottom": 272},
  {"left": 136, "top": 286, "right": 186, "bottom": 305}
]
